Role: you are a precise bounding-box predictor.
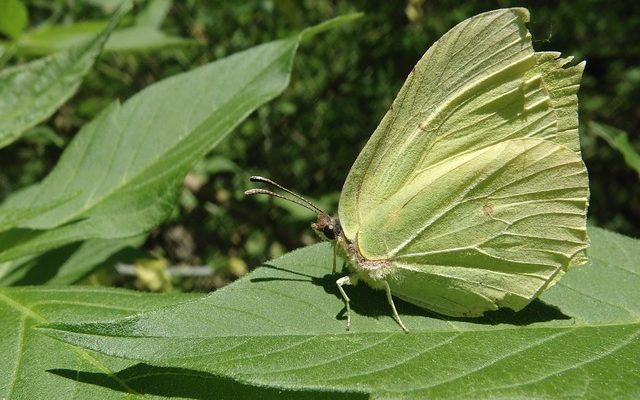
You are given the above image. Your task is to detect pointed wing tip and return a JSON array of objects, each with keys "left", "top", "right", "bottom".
[
  {"left": 475, "top": 7, "right": 530, "bottom": 24},
  {"left": 510, "top": 7, "right": 531, "bottom": 23},
  {"left": 576, "top": 59, "right": 587, "bottom": 71}
]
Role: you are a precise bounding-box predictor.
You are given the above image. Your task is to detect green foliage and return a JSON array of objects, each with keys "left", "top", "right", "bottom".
[
  {"left": 38, "top": 227, "right": 639, "bottom": 398},
  {"left": 0, "top": 2, "right": 637, "bottom": 398},
  {"left": 0, "top": 0, "right": 28, "bottom": 39},
  {"left": 0, "top": 236, "right": 145, "bottom": 286},
  {"left": 0, "top": 287, "right": 200, "bottom": 399},
  {"left": 2, "top": 1, "right": 637, "bottom": 272},
  {"left": 589, "top": 121, "right": 640, "bottom": 177},
  {"left": 3, "top": 0, "right": 190, "bottom": 56},
  {"left": 15, "top": 16, "right": 192, "bottom": 55},
  {"left": 0, "top": 13, "right": 355, "bottom": 272},
  {"left": 0, "top": 6, "right": 123, "bottom": 149}
]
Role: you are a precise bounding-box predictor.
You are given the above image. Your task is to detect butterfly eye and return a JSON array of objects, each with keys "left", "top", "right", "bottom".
[{"left": 322, "top": 225, "right": 336, "bottom": 240}]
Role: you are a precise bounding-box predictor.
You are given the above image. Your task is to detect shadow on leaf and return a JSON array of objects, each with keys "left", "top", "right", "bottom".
[
  {"left": 451, "top": 300, "right": 571, "bottom": 325},
  {"left": 255, "top": 264, "right": 571, "bottom": 326},
  {"left": 49, "top": 363, "right": 366, "bottom": 400},
  {"left": 250, "top": 263, "right": 317, "bottom": 282}
]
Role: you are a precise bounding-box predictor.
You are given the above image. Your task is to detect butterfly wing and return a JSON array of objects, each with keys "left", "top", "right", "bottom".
[{"left": 338, "top": 8, "right": 588, "bottom": 316}]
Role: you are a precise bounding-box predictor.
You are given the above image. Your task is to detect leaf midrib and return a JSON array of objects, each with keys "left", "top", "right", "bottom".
[{"left": 44, "top": 319, "right": 640, "bottom": 341}]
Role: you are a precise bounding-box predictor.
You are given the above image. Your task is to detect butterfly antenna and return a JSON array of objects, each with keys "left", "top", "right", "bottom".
[{"left": 245, "top": 176, "right": 328, "bottom": 216}]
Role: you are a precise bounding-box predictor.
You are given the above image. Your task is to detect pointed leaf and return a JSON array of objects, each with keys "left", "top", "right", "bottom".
[
  {"left": 589, "top": 121, "right": 640, "bottom": 177},
  {"left": 42, "top": 227, "right": 640, "bottom": 399},
  {"left": 0, "top": 14, "right": 361, "bottom": 264},
  {"left": 0, "top": 236, "right": 145, "bottom": 286},
  {"left": 0, "top": 287, "right": 200, "bottom": 399},
  {"left": 0, "top": 5, "right": 125, "bottom": 148},
  {"left": 16, "top": 6, "right": 191, "bottom": 56},
  {"left": 0, "top": 287, "right": 361, "bottom": 399}
]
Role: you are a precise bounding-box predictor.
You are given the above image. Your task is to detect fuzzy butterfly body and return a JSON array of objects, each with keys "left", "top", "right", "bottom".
[{"left": 248, "top": 7, "right": 588, "bottom": 331}]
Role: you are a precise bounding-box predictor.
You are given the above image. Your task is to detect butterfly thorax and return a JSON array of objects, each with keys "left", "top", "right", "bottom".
[{"left": 312, "top": 214, "right": 393, "bottom": 288}]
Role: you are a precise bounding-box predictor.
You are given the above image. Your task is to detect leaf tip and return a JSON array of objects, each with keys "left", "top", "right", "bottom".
[{"left": 299, "top": 12, "right": 364, "bottom": 42}]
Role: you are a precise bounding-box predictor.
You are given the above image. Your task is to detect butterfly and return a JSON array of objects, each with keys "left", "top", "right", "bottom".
[{"left": 246, "top": 7, "right": 589, "bottom": 332}]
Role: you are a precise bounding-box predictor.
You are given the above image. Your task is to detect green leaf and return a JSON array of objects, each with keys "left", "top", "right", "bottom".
[
  {"left": 16, "top": 21, "right": 110, "bottom": 55},
  {"left": 20, "top": 125, "right": 66, "bottom": 147},
  {"left": 105, "top": 24, "right": 192, "bottom": 52},
  {"left": 0, "top": 192, "right": 76, "bottom": 236},
  {"left": 0, "top": 200, "right": 67, "bottom": 234},
  {"left": 18, "top": 21, "right": 191, "bottom": 56},
  {"left": 0, "top": 0, "right": 28, "bottom": 39},
  {"left": 0, "top": 14, "right": 361, "bottom": 264},
  {"left": 135, "top": 0, "right": 172, "bottom": 28},
  {"left": 0, "top": 287, "right": 202, "bottom": 399},
  {"left": 0, "top": 5, "right": 125, "bottom": 149},
  {"left": 589, "top": 121, "right": 640, "bottom": 177},
  {"left": 42, "top": 227, "right": 640, "bottom": 399},
  {"left": 0, "top": 236, "right": 145, "bottom": 286},
  {"left": 84, "top": 0, "right": 128, "bottom": 12},
  {"left": 16, "top": 1, "right": 191, "bottom": 57}
]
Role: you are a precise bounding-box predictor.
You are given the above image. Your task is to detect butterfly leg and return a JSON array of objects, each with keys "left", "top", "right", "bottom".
[
  {"left": 336, "top": 274, "right": 358, "bottom": 331},
  {"left": 383, "top": 281, "right": 409, "bottom": 333},
  {"left": 332, "top": 244, "right": 337, "bottom": 274}
]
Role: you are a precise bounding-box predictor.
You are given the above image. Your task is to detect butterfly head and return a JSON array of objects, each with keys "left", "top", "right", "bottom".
[{"left": 311, "top": 214, "right": 341, "bottom": 242}]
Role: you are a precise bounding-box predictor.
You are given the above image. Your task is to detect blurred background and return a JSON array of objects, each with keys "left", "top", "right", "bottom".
[{"left": 1, "top": 0, "right": 638, "bottom": 291}]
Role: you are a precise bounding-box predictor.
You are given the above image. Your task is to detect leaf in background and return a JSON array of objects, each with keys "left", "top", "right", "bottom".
[
  {"left": 20, "top": 125, "right": 66, "bottom": 147},
  {"left": 0, "top": 14, "right": 361, "bottom": 261},
  {"left": 0, "top": 287, "right": 204, "bottom": 399},
  {"left": 0, "top": 194, "right": 75, "bottom": 234},
  {"left": 84, "top": 0, "right": 128, "bottom": 12},
  {"left": 135, "top": 0, "right": 172, "bottom": 28},
  {"left": 0, "top": 5, "right": 125, "bottom": 149},
  {"left": 16, "top": 21, "right": 110, "bottom": 55},
  {"left": 199, "top": 155, "right": 240, "bottom": 176},
  {"left": 589, "top": 121, "right": 640, "bottom": 177},
  {"left": 41, "top": 227, "right": 640, "bottom": 399},
  {"left": 17, "top": 22, "right": 190, "bottom": 56},
  {"left": 0, "top": 0, "right": 28, "bottom": 39},
  {"left": 105, "top": 24, "right": 192, "bottom": 52},
  {"left": 0, "top": 236, "right": 145, "bottom": 286},
  {"left": 16, "top": 0, "right": 189, "bottom": 56}
]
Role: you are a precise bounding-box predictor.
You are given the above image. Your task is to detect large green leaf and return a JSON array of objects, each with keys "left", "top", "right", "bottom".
[
  {"left": 0, "top": 287, "right": 203, "bottom": 400},
  {"left": 0, "top": 5, "right": 124, "bottom": 149},
  {"left": 42, "top": 227, "right": 640, "bottom": 399},
  {"left": 0, "top": 287, "right": 360, "bottom": 399},
  {"left": 0, "top": 14, "right": 361, "bottom": 264}
]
